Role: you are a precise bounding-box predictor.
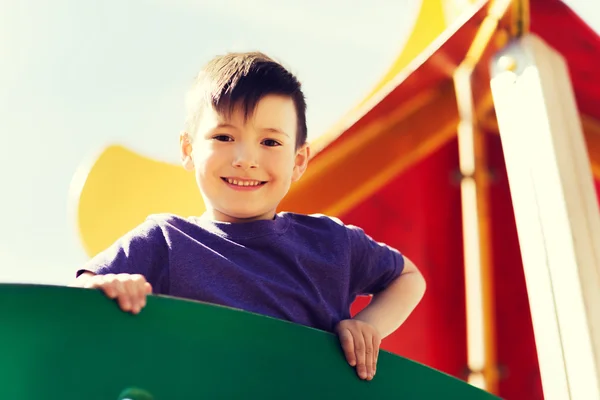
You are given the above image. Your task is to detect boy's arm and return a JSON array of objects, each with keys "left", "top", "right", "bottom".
[
  {"left": 336, "top": 256, "right": 425, "bottom": 381},
  {"left": 353, "top": 256, "right": 425, "bottom": 337}
]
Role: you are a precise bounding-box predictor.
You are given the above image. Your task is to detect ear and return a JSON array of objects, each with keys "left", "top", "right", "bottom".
[
  {"left": 292, "top": 143, "right": 310, "bottom": 182},
  {"left": 179, "top": 131, "right": 195, "bottom": 171}
]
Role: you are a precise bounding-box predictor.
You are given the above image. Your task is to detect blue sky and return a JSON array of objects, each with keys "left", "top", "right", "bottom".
[{"left": 1, "top": 0, "right": 599, "bottom": 285}]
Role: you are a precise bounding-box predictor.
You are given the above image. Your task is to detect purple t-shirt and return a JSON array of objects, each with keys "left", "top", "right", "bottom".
[{"left": 78, "top": 212, "right": 404, "bottom": 332}]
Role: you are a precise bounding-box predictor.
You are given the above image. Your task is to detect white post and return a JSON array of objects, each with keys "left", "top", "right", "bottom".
[{"left": 490, "top": 34, "right": 600, "bottom": 400}]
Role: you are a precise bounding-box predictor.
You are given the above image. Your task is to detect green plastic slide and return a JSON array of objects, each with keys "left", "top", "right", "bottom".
[{"left": 0, "top": 284, "right": 500, "bottom": 399}]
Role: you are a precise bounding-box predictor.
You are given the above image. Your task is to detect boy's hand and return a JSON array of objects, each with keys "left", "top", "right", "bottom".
[
  {"left": 79, "top": 273, "right": 152, "bottom": 314},
  {"left": 335, "top": 319, "right": 381, "bottom": 381}
]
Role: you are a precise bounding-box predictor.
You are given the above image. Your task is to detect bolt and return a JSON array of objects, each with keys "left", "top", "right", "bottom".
[{"left": 498, "top": 55, "right": 517, "bottom": 72}]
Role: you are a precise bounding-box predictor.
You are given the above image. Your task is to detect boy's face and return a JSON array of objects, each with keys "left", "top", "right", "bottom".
[{"left": 180, "top": 95, "right": 309, "bottom": 222}]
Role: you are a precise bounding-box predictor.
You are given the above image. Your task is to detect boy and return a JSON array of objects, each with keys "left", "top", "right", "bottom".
[{"left": 72, "top": 52, "right": 426, "bottom": 381}]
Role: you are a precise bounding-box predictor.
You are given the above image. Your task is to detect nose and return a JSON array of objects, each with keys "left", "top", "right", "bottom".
[{"left": 232, "top": 143, "right": 259, "bottom": 170}]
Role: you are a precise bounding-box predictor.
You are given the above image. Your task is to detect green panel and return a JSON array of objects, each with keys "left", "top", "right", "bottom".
[{"left": 0, "top": 284, "right": 500, "bottom": 399}]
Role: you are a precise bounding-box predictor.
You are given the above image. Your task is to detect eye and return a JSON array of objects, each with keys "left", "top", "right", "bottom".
[
  {"left": 212, "top": 135, "right": 233, "bottom": 142},
  {"left": 262, "top": 139, "right": 281, "bottom": 147}
]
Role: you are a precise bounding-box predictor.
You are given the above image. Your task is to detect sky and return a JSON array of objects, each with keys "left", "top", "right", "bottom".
[{"left": 1, "top": 0, "right": 599, "bottom": 286}]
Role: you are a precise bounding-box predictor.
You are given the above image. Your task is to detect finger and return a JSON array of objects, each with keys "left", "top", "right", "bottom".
[
  {"left": 354, "top": 331, "right": 367, "bottom": 380},
  {"left": 130, "top": 275, "right": 147, "bottom": 313},
  {"left": 123, "top": 279, "right": 141, "bottom": 313},
  {"left": 139, "top": 288, "right": 147, "bottom": 309},
  {"left": 113, "top": 279, "right": 132, "bottom": 312},
  {"left": 363, "top": 331, "right": 374, "bottom": 380},
  {"left": 141, "top": 282, "right": 152, "bottom": 309},
  {"left": 338, "top": 328, "right": 356, "bottom": 367},
  {"left": 99, "top": 275, "right": 119, "bottom": 299},
  {"left": 102, "top": 281, "right": 118, "bottom": 299},
  {"left": 373, "top": 335, "right": 381, "bottom": 376}
]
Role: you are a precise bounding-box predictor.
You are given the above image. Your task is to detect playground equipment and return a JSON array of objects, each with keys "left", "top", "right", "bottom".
[{"left": 0, "top": 284, "right": 500, "bottom": 399}]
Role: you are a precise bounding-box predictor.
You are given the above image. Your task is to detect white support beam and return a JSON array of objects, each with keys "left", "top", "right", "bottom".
[
  {"left": 454, "top": 65, "right": 498, "bottom": 394},
  {"left": 490, "top": 34, "right": 600, "bottom": 400}
]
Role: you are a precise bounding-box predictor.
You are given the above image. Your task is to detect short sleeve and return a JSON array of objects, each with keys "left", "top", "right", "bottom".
[
  {"left": 347, "top": 224, "right": 405, "bottom": 296},
  {"left": 75, "top": 219, "right": 170, "bottom": 294}
]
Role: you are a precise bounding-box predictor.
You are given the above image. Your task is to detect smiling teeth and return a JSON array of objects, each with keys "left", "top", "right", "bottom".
[{"left": 226, "top": 178, "right": 262, "bottom": 186}]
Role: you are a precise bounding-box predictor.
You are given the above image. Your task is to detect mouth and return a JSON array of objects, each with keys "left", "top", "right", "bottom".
[{"left": 221, "top": 177, "right": 267, "bottom": 188}]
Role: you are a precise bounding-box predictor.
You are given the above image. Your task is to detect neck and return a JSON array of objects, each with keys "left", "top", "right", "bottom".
[{"left": 202, "top": 208, "right": 276, "bottom": 223}]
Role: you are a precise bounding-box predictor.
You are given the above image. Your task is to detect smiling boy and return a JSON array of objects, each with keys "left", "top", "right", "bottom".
[{"left": 72, "top": 52, "right": 426, "bottom": 381}]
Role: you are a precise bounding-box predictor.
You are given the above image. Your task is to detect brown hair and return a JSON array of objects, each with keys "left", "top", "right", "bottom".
[{"left": 185, "top": 52, "right": 307, "bottom": 149}]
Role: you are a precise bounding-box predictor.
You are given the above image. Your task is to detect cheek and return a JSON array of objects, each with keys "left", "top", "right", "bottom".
[
  {"left": 194, "top": 147, "right": 224, "bottom": 174},
  {"left": 265, "top": 151, "right": 295, "bottom": 175}
]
